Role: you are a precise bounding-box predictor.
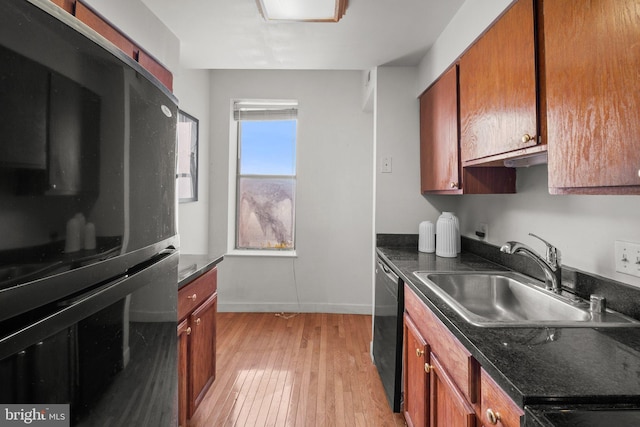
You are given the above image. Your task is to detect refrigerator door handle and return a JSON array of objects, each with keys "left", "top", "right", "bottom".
[{"left": 0, "top": 249, "right": 178, "bottom": 361}]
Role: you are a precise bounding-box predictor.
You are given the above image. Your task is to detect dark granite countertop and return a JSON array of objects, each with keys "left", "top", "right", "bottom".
[
  {"left": 376, "top": 241, "right": 640, "bottom": 413},
  {"left": 178, "top": 254, "right": 223, "bottom": 289}
]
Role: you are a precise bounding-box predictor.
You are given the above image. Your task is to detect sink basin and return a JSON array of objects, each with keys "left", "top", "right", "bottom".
[{"left": 412, "top": 271, "right": 640, "bottom": 328}]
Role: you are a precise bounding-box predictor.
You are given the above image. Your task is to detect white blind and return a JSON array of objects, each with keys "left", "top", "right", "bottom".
[{"left": 233, "top": 100, "right": 298, "bottom": 121}]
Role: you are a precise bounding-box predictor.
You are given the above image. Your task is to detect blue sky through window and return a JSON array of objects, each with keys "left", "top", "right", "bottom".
[{"left": 240, "top": 120, "right": 297, "bottom": 175}]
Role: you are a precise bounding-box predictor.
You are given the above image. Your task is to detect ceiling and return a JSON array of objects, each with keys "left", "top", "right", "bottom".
[{"left": 141, "top": 0, "right": 466, "bottom": 70}]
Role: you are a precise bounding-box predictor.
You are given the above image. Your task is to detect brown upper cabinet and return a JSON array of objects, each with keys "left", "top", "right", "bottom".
[
  {"left": 543, "top": 0, "right": 640, "bottom": 194},
  {"left": 420, "top": 65, "right": 516, "bottom": 194},
  {"left": 74, "top": 1, "right": 140, "bottom": 60},
  {"left": 49, "top": 0, "right": 74, "bottom": 14},
  {"left": 49, "top": 0, "right": 173, "bottom": 91},
  {"left": 420, "top": 66, "right": 460, "bottom": 193},
  {"left": 459, "top": 0, "right": 544, "bottom": 166}
]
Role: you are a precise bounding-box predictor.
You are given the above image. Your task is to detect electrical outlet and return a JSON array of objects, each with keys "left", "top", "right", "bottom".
[
  {"left": 382, "top": 157, "right": 392, "bottom": 173},
  {"left": 615, "top": 240, "right": 640, "bottom": 278},
  {"left": 476, "top": 223, "right": 488, "bottom": 241}
]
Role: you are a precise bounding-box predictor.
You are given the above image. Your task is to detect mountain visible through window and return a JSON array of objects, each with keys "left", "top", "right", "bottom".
[{"left": 236, "top": 119, "right": 297, "bottom": 250}]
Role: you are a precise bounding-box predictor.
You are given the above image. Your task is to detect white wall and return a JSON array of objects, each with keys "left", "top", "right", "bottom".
[
  {"left": 418, "top": 0, "right": 640, "bottom": 288},
  {"left": 173, "top": 68, "right": 211, "bottom": 254},
  {"left": 83, "top": 0, "right": 179, "bottom": 72},
  {"left": 447, "top": 166, "right": 640, "bottom": 288},
  {"left": 374, "top": 66, "right": 441, "bottom": 233},
  {"left": 209, "top": 70, "right": 374, "bottom": 313}
]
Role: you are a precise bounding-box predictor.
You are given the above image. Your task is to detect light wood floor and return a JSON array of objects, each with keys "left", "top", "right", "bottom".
[{"left": 190, "top": 312, "right": 407, "bottom": 427}]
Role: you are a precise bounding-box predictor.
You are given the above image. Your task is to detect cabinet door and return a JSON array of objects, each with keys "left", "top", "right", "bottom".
[
  {"left": 544, "top": 0, "right": 640, "bottom": 194},
  {"left": 429, "top": 354, "right": 475, "bottom": 427},
  {"left": 459, "top": 0, "right": 539, "bottom": 163},
  {"left": 420, "top": 66, "right": 460, "bottom": 193},
  {"left": 189, "top": 293, "right": 217, "bottom": 416},
  {"left": 177, "top": 319, "right": 190, "bottom": 427},
  {"left": 420, "top": 66, "right": 516, "bottom": 195},
  {"left": 404, "top": 314, "right": 429, "bottom": 427}
]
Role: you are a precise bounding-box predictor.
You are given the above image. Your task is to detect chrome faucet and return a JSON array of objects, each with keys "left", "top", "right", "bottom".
[{"left": 500, "top": 233, "right": 562, "bottom": 294}]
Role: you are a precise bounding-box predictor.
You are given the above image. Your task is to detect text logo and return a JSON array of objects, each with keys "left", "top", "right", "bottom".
[{"left": 0, "top": 405, "right": 69, "bottom": 427}]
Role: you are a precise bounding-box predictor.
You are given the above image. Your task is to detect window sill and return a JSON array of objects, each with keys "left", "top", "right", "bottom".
[{"left": 225, "top": 249, "right": 297, "bottom": 258}]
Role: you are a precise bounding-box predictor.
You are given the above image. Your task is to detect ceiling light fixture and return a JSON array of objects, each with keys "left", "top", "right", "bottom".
[{"left": 256, "top": 0, "right": 348, "bottom": 22}]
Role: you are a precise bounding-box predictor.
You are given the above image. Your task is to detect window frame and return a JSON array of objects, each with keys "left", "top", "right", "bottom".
[
  {"left": 228, "top": 100, "right": 298, "bottom": 256},
  {"left": 176, "top": 109, "right": 199, "bottom": 203}
]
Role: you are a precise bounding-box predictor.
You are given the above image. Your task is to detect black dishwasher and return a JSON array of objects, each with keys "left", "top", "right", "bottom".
[{"left": 373, "top": 256, "right": 404, "bottom": 412}]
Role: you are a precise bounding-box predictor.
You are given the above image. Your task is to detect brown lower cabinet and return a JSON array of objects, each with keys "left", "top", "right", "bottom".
[
  {"left": 404, "top": 315, "right": 428, "bottom": 427},
  {"left": 178, "top": 267, "right": 218, "bottom": 426},
  {"left": 430, "top": 353, "right": 475, "bottom": 427},
  {"left": 404, "top": 284, "right": 523, "bottom": 427}
]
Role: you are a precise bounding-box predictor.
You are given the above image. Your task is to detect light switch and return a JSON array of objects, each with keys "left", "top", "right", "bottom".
[
  {"left": 382, "top": 157, "right": 392, "bottom": 173},
  {"left": 615, "top": 240, "right": 640, "bottom": 278}
]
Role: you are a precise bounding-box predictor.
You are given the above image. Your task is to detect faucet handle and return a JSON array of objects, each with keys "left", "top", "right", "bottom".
[{"left": 528, "top": 233, "right": 561, "bottom": 267}]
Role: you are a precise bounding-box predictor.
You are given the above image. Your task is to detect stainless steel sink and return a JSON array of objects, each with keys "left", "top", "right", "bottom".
[{"left": 412, "top": 271, "right": 640, "bottom": 328}]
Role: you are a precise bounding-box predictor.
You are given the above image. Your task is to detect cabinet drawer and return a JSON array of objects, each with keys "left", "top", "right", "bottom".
[
  {"left": 404, "top": 284, "right": 479, "bottom": 403},
  {"left": 178, "top": 267, "right": 217, "bottom": 320},
  {"left": 479, "top": 369, "right": 523, "bottom": 427}
]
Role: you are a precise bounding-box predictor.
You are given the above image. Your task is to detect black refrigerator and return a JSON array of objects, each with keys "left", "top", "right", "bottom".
[{"left": 0, "top": 0, "right": 180, "bottom": 424}]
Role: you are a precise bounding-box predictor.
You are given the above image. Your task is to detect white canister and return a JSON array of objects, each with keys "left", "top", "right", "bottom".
[
  {"left": 436, "top": 212, "right": 457, "bottom": 258},
  {"left": 450, "top": 212, "right": 461, "bottom": 253},
  {"left": 418, "top": 221, "right": 435, "bottom": 253}
]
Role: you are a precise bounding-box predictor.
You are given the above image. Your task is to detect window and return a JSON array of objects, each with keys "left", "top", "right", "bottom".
[
  {"left": 234, "top": 100, "right": 298, "bottom": 251},
  {"left": 176, "top": 110, "right": 199, "bottom": 202}
]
